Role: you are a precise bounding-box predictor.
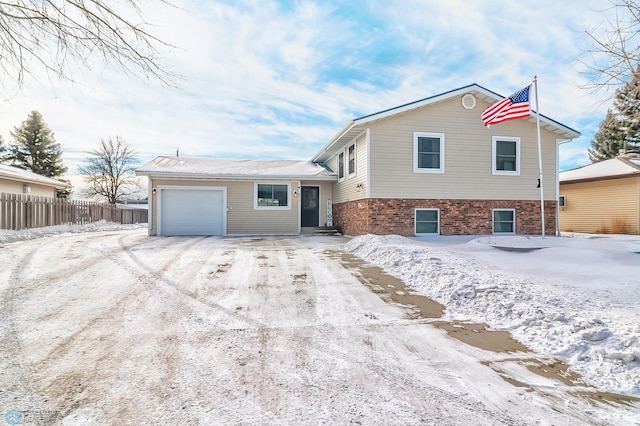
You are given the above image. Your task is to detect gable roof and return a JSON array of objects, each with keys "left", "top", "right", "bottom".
[
  {"left": 0, "top": 164, "right": 70, "bottom": 189},
  {"left": 136, "top": 156, "right": 337, "bottom": 180},
  {"left": 312, "top": 83, "right": 581, "bottom": 163},
  {"left": 560, "top": 153, "right": 640, "bottom": 183}
]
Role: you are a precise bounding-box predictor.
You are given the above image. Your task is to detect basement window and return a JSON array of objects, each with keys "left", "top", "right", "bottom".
[
  {"left": 415, "top": 209, "right": 440, "bottom": 235},
  {"left": 493, "top": 209, "right": 515, "bottom": 234}
]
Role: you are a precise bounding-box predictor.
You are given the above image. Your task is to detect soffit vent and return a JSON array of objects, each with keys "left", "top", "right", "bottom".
[{"left": 461, "top": 93, "right": 476, "bottom": 110}]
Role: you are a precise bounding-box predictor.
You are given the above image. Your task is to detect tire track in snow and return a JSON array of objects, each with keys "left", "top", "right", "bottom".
[
  {"left": 0, "top": 237, "right": 60, "bottom": 423},
  {"left": 37, "top": 234, "right": 277, "bottom": 423},
  {"left": 27, "top": 234, "right": 246, "bottom": 422},
  {"left": 116, "top": 235, "right": 264, "bottom": 328}
]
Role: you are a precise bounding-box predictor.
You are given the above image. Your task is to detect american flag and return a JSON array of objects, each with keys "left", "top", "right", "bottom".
[{"left": 481, "top": 85, "right": 531, "bottom": 127}]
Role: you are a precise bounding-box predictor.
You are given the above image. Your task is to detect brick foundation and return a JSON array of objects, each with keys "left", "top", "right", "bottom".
[{"left": 332, "top": 199, "right": 557, "bottom": 236}]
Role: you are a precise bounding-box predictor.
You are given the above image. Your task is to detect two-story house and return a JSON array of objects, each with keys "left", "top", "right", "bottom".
[{"left": 137, "top": 83, "right": 580, "bottom": 236}]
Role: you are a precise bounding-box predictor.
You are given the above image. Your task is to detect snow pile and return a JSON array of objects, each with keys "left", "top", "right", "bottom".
[
  {"left": 0, "top": 221, "right": 146, "bottom": 244},
  {"left": 343, "top": 234, "right": 640, "bottom": 396}
]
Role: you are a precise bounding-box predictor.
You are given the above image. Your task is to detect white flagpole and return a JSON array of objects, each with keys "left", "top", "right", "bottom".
[{"left": 533, "top": 76, "right": 545, "bottom": 237}]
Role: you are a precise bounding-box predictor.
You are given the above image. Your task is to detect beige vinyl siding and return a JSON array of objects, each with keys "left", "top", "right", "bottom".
[
  {"left": 149, "top": 179, "right": 300, "bottom": 235},
  {"left": 326, "top": 155, "right": 338, "bottom": 176},
  {"left": 301, "top": 180, "right": 333, "bottom": 226},
  {"left": 368, "top": 96, "right": 559, "bottom": 200},
  {"left": 559, "top": 177, "right": 640, "bottom": 234},
  {"left": 0, "top": 179, "right": 57, "bottom": 197},
  {"left": 332, "top": 132, "right": 368, "bottom": 204}
]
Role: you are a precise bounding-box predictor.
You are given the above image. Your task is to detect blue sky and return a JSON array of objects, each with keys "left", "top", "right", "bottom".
[{"left": 0, "top": 0, "right": 622, "bottom": 191}]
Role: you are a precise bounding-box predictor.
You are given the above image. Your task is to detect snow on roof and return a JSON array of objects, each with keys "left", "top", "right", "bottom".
[
  {"left": 560, "top": 153, "right": 640, "bottom": 183},
  {"left": 136, "top": 156, "right": 337, "bottom": 180},
  {"left": 0, "top": 164, "right": 70, "bottom": 189}
]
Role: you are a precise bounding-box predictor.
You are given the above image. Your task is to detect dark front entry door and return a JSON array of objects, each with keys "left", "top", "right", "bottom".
[{"left": 301, "top": 186, "right": 320, "bottom": 227}]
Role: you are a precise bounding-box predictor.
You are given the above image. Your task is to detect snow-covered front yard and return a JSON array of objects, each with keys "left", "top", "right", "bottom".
[
  {"left": 344, "top": 233, "right": 640, "bottom": 398},
  {"left": 0, "top": 223, "right": 638, "bottom": 425}
]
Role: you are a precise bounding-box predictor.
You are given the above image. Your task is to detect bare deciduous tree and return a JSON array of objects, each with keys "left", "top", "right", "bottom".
[
  {"left": 0, "top": 0, "right": 176, "bottom": 95},
  {"left": 79, "top": 136, "right": 141, "bottom": 204},
  {"left": 581, "top": 0, "right": 640, "bottom": 95}
]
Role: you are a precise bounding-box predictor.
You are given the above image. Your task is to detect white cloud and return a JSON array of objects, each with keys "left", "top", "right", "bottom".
[{"left": 0, "top": 0, "right": 623, "bottom": 187}]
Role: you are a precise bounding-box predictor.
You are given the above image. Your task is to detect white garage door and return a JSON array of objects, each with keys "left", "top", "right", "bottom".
[{"left": 159, "top": 188, "right": 225, "bottom": 236}]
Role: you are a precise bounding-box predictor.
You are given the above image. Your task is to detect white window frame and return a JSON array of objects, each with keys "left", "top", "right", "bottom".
[
  {"left": 493, "top": 208, "right": 516, "bottom": 234},
  {"left": 338, "top": 152, "right": 345, "bottom": 182},
  {"left": 415, "top": 208, "right": 440, "bottom": 235},
  {"left": 558, "top": 195, "right": 566, "bottom": 208},
  {"left": 254, "top": 182, "right": 291, "bottom": 210},
  {"left": 492, "top": 136, "right": 520, "bottom": 176},
  {"left": 347, "top": 142, "right": 356, "bottom": 178},
  {"left": 413, "top": 132, "right": 445, "bottom": 173}
]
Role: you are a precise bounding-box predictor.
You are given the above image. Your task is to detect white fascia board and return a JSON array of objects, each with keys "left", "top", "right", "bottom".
[
  {"left": 0, "top": 174, "right": 70, "bottom": 189},
  {"left": 353, "top": 85, "right": 496, "bottom": 126},
  {"left": 311, "top": 120, "right": 356, "bottom": 163},
  {"left": 137, "top": 172, "right": 337, "bottom": 182}
]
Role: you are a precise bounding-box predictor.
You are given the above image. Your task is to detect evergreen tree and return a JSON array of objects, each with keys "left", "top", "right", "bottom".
[
  {"left": 588, "top": 110, "right": 626, "bottom": 162},
  {"left": 7, "top": 111, "right": 68, "bottom": 177},
  {"left": 612, "top": 67, "right": 640, "bottom": 150},
  {"left": 6, "top": 111, "right": 70, "bottom": 198},
  {"left": 0, "top": 134, "right": 6, "bottom": 161},
  {"left": 589, "top": 68, "right": 640, "bottom": 162}
]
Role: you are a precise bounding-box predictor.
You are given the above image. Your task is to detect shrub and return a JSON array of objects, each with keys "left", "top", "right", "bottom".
[{"left": 610, "top": 216, "right": 630, "bottom": 234}]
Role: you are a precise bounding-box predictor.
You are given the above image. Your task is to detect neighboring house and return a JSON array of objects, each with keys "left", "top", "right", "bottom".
[
  {"left": 0, "top": 164, "right": 70, "bottom": 198},
  {"left": 137, "top": 83, "right": 580, "bottom": 237},
  {"left": 559, "top": 153, "right": 640, "bottom": 234}
]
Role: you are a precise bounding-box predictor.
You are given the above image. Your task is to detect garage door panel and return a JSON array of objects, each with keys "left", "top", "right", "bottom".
[{"left": 160, "top": 189, "right": 224, "bottom": 236}]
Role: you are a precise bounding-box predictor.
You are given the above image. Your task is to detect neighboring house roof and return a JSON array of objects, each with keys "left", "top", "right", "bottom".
[
  {"left": 136, "top": 156, "right": 337, "bottom": 180},
  {"left": 560, "top": 153, "right": 640, "bottom": 184},
  {"left": 312, "top": 83, "right": 581, "bottom": 163},
  {"left": 0, "top": 164, "right": 70, "bottom": 190}
]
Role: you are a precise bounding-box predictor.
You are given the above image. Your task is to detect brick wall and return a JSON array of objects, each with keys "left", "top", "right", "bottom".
[
  {"left": 333, "top": 198, "right": 557, "bottom": 236},
  {"left": 332, "top": 200, "right": 370, "bottom": 236}
]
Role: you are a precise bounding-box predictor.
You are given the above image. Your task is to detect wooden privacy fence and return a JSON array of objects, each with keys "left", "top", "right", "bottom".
[{"left": 0, "top": 193, "right": 148, "bottom": 231}]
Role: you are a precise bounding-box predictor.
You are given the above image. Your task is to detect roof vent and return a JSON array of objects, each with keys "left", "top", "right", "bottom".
[{"left": 461, "top": 93, "right": 476, "bottom": 110}]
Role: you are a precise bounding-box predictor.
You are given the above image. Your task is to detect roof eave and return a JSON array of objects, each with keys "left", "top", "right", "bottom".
[
  {"left": 136, "top": 171, "right": 338, "bottom": 181},
  {"left": 0, "top": 173, "right": 71, "bottom": 190},
  {"left": 311, "top": 120, "right": 357, "bottom": 163},
  {"left": 560, "top": 172, "right": 640, "bottom": 184}
]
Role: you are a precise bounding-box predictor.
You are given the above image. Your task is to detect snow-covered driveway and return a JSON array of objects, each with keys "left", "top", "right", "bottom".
[{"left": 0, "top": 229, "right": 637, "bottom": 425}]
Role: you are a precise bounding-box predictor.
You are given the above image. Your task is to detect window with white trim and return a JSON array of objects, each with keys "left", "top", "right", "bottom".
[
  {"left": 255, "top": 183, "right": 290, "bottom": 209},
  {"left": 492, "top": 136, "right": 520, "bottom": 175},
  {"left": 493, "top": 209, "right": 515, "bottom": 234},
  {"left": 347, "top": 143, "right": 356, "bottom": 177},
  {"left": 558, "top": 195, "right": 566, "bottom": 208},
  {"left": 414, "top": 132, "right": 445, "bottom": 173},
  {"left": 338, "top": 152, "right": 345, "bottom": 181},
  {"left": 415, "top": 209, "right": 440, "bottom": 235}
]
